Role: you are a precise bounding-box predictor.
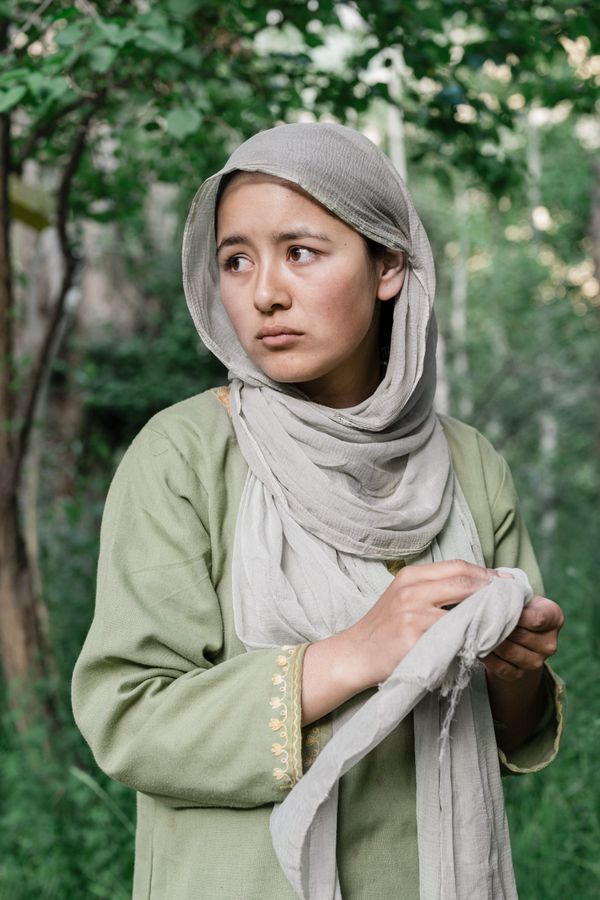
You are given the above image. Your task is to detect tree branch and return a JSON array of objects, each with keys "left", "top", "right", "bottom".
[
  {"left": 15, "top": 97, "right": 91, "bottom": 172},
  {"left": 12, "top": 96, "right": 104, "bottom": 483},
  {"left": 0, "top": 19, "right": 15, "bottom": 503}
]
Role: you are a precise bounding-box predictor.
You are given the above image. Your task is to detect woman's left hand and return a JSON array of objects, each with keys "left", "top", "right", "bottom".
[{"left": 482, "top": 594, "right": 564, "bottom": 681}]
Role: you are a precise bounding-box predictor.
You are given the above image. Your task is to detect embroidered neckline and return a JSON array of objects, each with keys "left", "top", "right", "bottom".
[{"left": 211, "top": 385, "right": 232, "bottom": 417}]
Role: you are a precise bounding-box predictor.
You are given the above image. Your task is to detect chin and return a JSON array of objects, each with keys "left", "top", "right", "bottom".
[
  {"left": 252, "top": 359, "right": 320, "bottom": 386},
  {"left": 264, "top": 370, "right": 313, "bottom": 386}
]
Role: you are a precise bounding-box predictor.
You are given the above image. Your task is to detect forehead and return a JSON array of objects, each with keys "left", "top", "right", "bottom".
[{"left": 216, "top": 172, "right": 342, "bottom": 225}]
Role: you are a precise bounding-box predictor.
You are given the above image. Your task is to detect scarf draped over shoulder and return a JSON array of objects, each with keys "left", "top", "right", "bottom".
[{"left": 182, "top": 122, "right": 530, "bottom": 900}]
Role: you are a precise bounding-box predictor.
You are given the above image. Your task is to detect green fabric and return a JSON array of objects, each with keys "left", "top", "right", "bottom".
[{"left": 72, "top": 389, "right": 561, "bottom": 900}]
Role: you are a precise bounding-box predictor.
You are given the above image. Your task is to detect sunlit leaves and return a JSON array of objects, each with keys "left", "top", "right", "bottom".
[
  {"left": 0, "top": 84, "right": 27, "bottom": 113},
  {"left": 165, "top": 107, "right": 202, "bottom": 139}
]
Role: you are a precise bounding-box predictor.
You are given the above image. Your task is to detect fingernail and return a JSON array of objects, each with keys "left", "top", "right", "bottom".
[{"left": 495, "top": 570, "right": 514, "bottom": 579}]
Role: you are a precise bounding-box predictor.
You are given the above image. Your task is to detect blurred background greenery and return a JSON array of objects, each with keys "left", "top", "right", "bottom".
[{"left": 0, "top": 1, "right": 599, "bottom": 897}]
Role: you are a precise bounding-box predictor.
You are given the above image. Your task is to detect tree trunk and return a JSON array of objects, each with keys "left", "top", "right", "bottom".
[
  {"left": 537, "top": 375, "right": 558, "bottom": 571},
  {"left": 591, "top": 160, "right": 600, "bottom": 472},
  {"left": 0, "top": 503, "right": 45, "bottom": 680},
  {"left": 525, "top": 115, "right": 558, "bottom": 565},
  {"left": 450, "top": 185, "right": 472, "bottom": 420},
  {"left": 0, "top": 54, "right": 53, "bottom": 726},
  {"left": 526, "top": 113, "right": 542, "bottom": 241},
  {"left": 386, "top": 49, "right": 407, "bottom": 182},
  {"left": 588, "top": 158, "right": 600, "bottom": 658}
]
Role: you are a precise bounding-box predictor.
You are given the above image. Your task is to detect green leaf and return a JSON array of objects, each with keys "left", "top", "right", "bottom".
[
  {"left": 98, "top": 22, "right": 138, "bottom": 47},
  {"left": 166, "top": 0, "right": 204, "bottom": 16},
  {"left": 165, "top": 107, "right": 202, "bottom": 139},
  {"left": 26, "top": 72, "right": 46, "bottom": 98},
  {"left": 0, "top": 67, "right": 31, "bottom": 87},
  {"left": 45, "top": 77, "right": 73, "bottom": 104},
  {"left": 55, "top": 22, "right": 86, "bottom": 48},
  {"left": 140, "top": 27, "right": 184, "bottom": 54},
  {"left": 90, "top": 45, "right": 118, "bottom": 74},
  {"left": 26, "top": 71, "right": 64, "bottom": 102},
  {"left": 139, "top": 9, "right": 169, "bottom": 30},
  {"left": 0, "top": 85, "right": 27, "bottom": 113}
]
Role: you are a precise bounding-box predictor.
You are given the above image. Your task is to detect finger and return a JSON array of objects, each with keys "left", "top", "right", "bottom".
[
  {"left": 500, "top": 626, "right": 559, "bottom": 657},
  {"left": 490, "top": 638, "right": 546, "bottom": 672},
  {"left": 482, "top": 652, "right": 523, "bottom": 681},
  {"left": 517, "top": 596, "right": 565, "bottom": 633},
  {"left": 398, "top": 572, "right": 494, "bottom": 610},
  {"left": 396, "top": 559, "right": 492, "bottom": 589}
]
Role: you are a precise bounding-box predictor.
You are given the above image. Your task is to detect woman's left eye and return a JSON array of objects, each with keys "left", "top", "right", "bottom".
[{"left": 288, "top": 246, "right": 316, "bottom": 264}]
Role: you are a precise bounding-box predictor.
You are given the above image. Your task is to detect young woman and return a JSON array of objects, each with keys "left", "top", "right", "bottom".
[{"left": 72, "top": 122, "right": 564, "bottom": 900}]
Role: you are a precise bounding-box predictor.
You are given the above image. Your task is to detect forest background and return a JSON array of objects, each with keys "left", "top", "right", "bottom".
[{"left": 0, "top": 1, "right": 599, "bottom": 897}]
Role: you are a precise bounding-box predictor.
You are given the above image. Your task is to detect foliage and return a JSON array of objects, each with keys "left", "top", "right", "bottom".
[
  {"left": 3, "top": 1, "right": 598, "bottom": 218},
  {"left": 504, "top": 568, "right": 600, "bottom": 897},
  {"left": 1, "top": 1, "right": 599, "bottom": 897},
  {"left": 0, "top": 470, "right": 134, "bottom": 899},
  {"left": 2, "top": 0, "right": 343, "bottom": 237},
  {"left": 321, "top": 1, "right": 599, "bottom": 191},
  {"left": 74, "top": 304, "right": 225, "bottom": 454},
  {"left": 0, "top": 712, "right": 135, "bottom": 900},
  {"left": 416, "top": 117, "right": 600, "bottom": 896}
]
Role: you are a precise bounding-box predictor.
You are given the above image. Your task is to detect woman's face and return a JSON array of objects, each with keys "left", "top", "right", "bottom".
[{"left": 216, "top": 173, "right": 405, "bottom": 408}]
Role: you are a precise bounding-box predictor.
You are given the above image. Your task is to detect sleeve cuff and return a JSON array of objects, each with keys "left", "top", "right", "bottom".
[
  {"left": 302, "top": 722, "right": 323, "bottom": 772},
  {"left": 499, "top": 662, "right": 565, "bottom": 775},
  {"left": 269, "top": 644, "right": 309, "bottom": 791}
]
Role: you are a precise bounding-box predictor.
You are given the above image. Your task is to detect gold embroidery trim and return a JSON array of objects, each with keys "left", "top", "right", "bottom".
[
  {"left": 213, "top": 385, "right": 307, "bottom": 786},
  {"left": 303, "top": 725, "right": 321, "bottom": 771},
  {"left": 498, "top": 662, "right": 566, "bottom": 773},
  {"left": 269, "top": 645, "right": 305, "bottom": 790},
  {"left": 211, "top": 385, "right": 232, "bottom": 417}
]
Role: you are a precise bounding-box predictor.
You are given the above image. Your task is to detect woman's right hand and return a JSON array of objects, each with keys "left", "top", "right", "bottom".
[{"left": 301, "top": 559, "right": 494, "bottom": 726}]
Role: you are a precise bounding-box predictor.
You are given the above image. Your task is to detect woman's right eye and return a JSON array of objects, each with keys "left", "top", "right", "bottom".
[{"left": 222, "top": 255, "right": 252, "bottom": 273}]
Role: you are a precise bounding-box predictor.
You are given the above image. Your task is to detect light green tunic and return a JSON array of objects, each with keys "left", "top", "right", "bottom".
[{"left": 71, "top": 388, "right": 563, "bottom": 900}]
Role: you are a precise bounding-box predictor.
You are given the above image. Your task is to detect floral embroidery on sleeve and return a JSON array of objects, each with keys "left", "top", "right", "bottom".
[{"left": 269, "top": 645, "right": 307, "bottom": 790}]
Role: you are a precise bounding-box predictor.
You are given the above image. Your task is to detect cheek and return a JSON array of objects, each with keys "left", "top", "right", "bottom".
[
  {"left": 317, "top": 269, "right": 364, "bottom": 311},
  {"left": 319, "top": 273, "right": 377, "bottom": 329},
  {"left": 219, "top": 286, "right": 243, "bottom": 328}
]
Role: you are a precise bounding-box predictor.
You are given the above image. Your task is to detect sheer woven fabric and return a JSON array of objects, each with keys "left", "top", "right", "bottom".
[{"left": 267, "top": 484, "right": 531, "bottom": 900}]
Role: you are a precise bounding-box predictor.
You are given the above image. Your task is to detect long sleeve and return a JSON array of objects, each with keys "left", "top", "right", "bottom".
[
  {"left": 484, "top": 446, "right": 566, "bottom": 773},
  {"left": 72, "top": 410, "right": 306, "bottom": 808},
  {"left": 483, "top": 440, "right": 544, "bottom": 594},
  {"left": 440, "top": 415, "right": 564, "bottom": 773},
  {"left": 442, "top": 414, "right": 543, "bottom": 592}
]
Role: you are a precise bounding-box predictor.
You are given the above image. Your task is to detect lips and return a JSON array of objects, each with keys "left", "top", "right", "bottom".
[{"left": 256, "top": 325, "right": 304, "bottom": 339}]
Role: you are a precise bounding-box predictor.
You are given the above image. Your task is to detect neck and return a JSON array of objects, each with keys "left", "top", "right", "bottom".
[{"left": 303, "top": 365, "right": 382, "bottom": 409}]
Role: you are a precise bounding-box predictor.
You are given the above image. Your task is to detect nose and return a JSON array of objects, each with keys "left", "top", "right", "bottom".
[{"left": 253, "top": 260, "right": 292, "bottom": 313}]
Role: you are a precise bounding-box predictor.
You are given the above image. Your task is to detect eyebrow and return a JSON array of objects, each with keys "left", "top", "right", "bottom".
[{"left": 215, "top": 229, "right": 332, "bottom": 256}]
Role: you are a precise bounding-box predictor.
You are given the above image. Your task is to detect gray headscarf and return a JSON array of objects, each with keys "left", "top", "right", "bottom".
[
  {"left": 183, "top": 121, "right": 453, "bottom": 559},
  {"left": 182, "top": 123, "right": 530, "bottom": 899}
]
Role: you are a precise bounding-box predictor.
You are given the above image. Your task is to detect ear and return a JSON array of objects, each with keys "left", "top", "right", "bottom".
[{"left": 376, "top": 250, "right": 406, "bottom": 302}]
